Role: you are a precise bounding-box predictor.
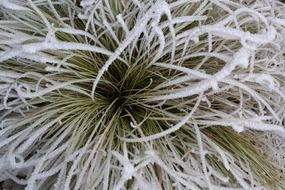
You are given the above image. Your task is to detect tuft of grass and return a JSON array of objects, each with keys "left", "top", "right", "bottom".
[{"left": 1, "top": 0, "right": 285, "bottom": 189}]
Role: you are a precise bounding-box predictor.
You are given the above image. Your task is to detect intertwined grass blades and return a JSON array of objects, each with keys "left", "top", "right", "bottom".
[{"left": 1, "top": 0, "right": 285, "bottom": 189}]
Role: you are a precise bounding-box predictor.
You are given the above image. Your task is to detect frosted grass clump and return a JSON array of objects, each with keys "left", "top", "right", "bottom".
[{"left": 1, "top": 0, "right": 285, "bottom": 189}]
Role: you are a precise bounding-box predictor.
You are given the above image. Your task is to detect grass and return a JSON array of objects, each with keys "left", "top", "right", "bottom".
[{"left": 1, "top": 0, "right": 285, "bottom": 189}]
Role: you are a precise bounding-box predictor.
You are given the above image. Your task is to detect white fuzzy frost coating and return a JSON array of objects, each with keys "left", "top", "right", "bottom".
[
  {"left": 0, "top": 0, "right": 28, "bottom": 10},
  {"left": 0, "top": 0, "right": 285, "bottom": 190}
]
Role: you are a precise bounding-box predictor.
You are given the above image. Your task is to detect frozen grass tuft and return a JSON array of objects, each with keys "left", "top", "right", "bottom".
[{"left": 1, "top": 0, "right": 285, "bottom": 189}]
